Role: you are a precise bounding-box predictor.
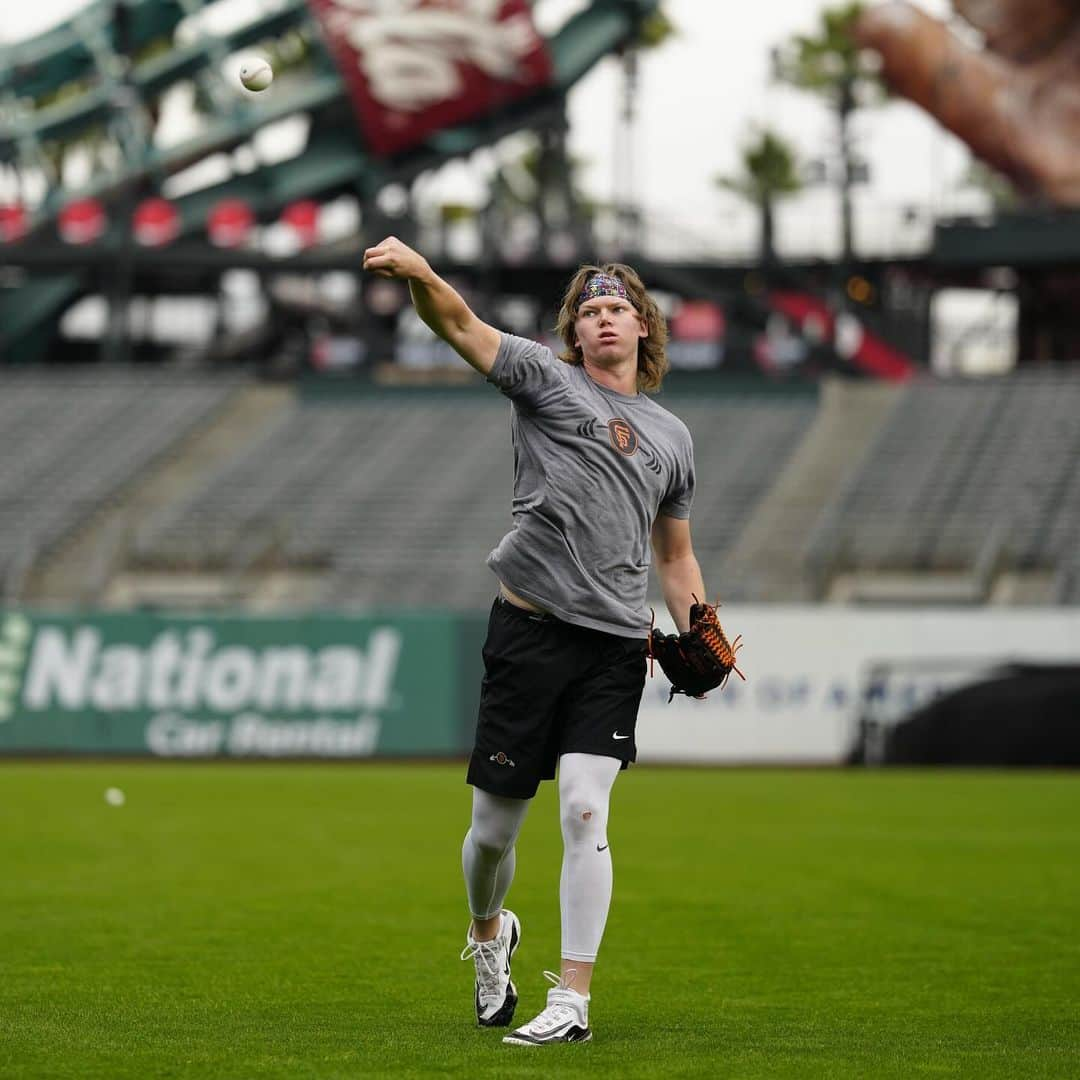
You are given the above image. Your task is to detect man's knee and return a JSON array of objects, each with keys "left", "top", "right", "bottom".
[
  {"left": 559, "top": 786, "right": 608, "bottom": 845},
  {"left": 467, "top": 820, "right": 517, "bottom": 859},
  {"left": 467, "top": 789, "right": 528, "bottom": 858}
]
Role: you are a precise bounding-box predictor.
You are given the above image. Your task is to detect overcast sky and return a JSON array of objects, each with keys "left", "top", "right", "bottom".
[
  {"left": 544, "top": 0, "right": 969, "bottom": 257},
  {"left": 3, "top": 0, "right": 972, "bottom": 259}
]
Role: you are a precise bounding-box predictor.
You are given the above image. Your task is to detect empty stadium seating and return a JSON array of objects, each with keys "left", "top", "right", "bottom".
[
  {"left": 129, "top": 388, "right": 817, "bottom": 611},
  {"left": 671, "top": 397, "right": 817, "bottom": 583},
  {"left": 802, "top": 372, "right": 1080, "bottom": 600},
  {"left": 7, "top": 368, "right": 1079, "bottom": 609},
  {"left": 0, "top": 370, "right": 238, "bottom": 599}
]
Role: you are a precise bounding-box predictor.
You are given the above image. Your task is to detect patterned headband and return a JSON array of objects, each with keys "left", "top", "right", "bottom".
[{"left": 576, "top": 273, "right": 630, "bottom": 310}]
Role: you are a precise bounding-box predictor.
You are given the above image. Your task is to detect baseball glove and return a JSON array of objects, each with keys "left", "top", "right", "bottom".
[{"left": 648, "top": 595, "right": 744, "bottom": 702}]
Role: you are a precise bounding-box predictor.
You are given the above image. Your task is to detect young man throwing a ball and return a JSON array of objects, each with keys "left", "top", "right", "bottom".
[{"left": 363, "top": 237, "right": 710, "bottom": 1046}]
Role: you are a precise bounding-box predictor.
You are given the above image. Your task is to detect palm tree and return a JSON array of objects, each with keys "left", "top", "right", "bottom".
[
  {"left": 716, "top": 130, "right": 802, "bottom": 265},
  {"left": 474, "top": 5, "right": 677, "bottom": 260},
  {"left": 772, "top": 2, "right": 882, "bottom": 262}
]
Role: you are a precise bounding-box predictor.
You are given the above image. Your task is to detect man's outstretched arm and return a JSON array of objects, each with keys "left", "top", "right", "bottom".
[
  {"left": 651, "top": 514, "right": 708, "bottom": 635},
  {"left": 362, "top": 236, "right": 502, "bottom": 376}
]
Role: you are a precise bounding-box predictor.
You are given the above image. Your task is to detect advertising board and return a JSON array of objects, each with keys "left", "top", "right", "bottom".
[
  {"left": 637, "top": 607, "right": 1080, "bottom": 764},
  {"left": 0, "top": 611, "right": 464, "bottom": 758}
]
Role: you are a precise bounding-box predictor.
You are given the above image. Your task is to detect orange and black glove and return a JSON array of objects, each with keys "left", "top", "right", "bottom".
[{"left": 648, "top": 596, "right": 745, "bottom": 703}]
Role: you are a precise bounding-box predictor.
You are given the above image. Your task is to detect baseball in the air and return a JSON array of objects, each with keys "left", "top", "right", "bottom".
[
  {"left": 104, "top": 787, "right": 126, "bottom": 807},
  {"left": 239, "top": 59, "right": 274, "bottom": 92}
]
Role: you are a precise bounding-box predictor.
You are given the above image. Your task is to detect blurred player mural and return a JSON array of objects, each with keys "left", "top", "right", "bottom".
[
  {"left": 858, "top": 0, "right": 1080, "bottom": 367},
  {"left": 857, "top": 0, "right": 1080, "bottom": 205}
]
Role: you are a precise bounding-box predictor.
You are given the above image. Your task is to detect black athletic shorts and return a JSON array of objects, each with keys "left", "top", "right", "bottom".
[{"left": 466, "top": 594, "right": 649, "bottom": 799}]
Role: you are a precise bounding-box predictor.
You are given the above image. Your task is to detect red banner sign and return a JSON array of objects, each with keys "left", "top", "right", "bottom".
[{"left": 308, "top": 0, "right": 553, "bottom": 156}]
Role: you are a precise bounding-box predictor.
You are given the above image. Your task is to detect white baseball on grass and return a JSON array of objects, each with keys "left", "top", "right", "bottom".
[
  {"left": 104, "top": 787, "right": 126, "bottom": 807},
  {"left": 239, "top": 59, "right": 274, "bottom": 92}
]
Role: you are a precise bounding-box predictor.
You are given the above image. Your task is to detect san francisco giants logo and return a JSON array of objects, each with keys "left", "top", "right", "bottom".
[{"left": 607, "top": 418, "right": 639, "bottom": 456}]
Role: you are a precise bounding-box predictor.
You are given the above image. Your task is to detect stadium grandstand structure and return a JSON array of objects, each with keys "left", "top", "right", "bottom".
[
  {"left": 5, "top": 366, "right": 1080, "bottom": 611},
  {"left": 802, "top": 371, "right": 1080, "bottom": 605},
  {"left": 123, "top": 383, "right": 817, "bottom": 610},
  {"left": 0, "top": 0, "right": 660, "bottom": 362},
  {"left": 0, "top": 370, "right": 240, "bottom": 602}
]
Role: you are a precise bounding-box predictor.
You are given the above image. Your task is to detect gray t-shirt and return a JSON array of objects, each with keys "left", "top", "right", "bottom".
[{"left": 485, "top": 332, "right": 695, "bottom": 638}]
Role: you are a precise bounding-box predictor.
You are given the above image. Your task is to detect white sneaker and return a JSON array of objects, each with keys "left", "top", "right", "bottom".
[
  {"left": 502, "top": 970, "right": 592, "bottom": 1045},
  {"left": 460, "top": 909, "right": 521, "bottom": 1027}
]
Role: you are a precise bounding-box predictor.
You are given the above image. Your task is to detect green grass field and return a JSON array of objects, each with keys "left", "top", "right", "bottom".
[{"left": 2, "top": 764, "right": 1078, "bottom": 1079}]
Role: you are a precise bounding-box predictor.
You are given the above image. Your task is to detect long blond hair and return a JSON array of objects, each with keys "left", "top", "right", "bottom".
[{"left": 554, "top": 263, "right": 669, "bottom": 394}]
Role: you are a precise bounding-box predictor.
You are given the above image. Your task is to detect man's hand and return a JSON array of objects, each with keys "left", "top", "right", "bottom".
[
  {"left": 362, "top": 235, "right": 501, "bottom": 376},
  {"left": 362, "top": 236, "right": 431, "bottom": 280},
  {"left": 856, "top": 1, "right": 1080, "bottom": 205},
  {"left": 647, "top": 598, "right": 744, "bottom": 704}
]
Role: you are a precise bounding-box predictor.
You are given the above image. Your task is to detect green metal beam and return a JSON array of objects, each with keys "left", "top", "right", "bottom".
[
  {"left": 551, "top": 0, "right": 658, "bottom": 87},
  {"left": 0, "top": 0, "right": 213, "bottom": 99},
  {"left": 1, "top": 0, "right": 662, "bottom": 362},
  {"left": 0, "top": 0, "right": 312, "bottom": 159}
]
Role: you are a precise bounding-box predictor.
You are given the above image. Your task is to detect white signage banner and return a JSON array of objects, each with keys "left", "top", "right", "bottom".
[{"left": 636, "top": 606, "right": 1080, "bottom": 764}]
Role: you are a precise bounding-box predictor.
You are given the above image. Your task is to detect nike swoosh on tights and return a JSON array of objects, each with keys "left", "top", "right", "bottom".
[
  {"left": 596, "top": 843, "right": 609, "bottom": 852},
  {"left": 612, "top": 732, "right": 630, "bottom": 740}
]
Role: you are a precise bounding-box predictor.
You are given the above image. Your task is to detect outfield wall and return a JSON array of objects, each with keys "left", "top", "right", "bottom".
[
  {"left": 1, "top": 607, "right": 1077, "bottom": 763},
  {"left": 0, "top": 610, "right": 483, "bottom": 759},
  {"left": 637, "top": 607, "right": 1080, "bottom": 764}
]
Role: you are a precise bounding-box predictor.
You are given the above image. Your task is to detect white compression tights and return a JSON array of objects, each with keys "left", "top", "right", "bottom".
[
  {"left": 462, "top": 788, "right": 529, "bottom": 920},
  {"left": 462, "top": 753, "right": 621, "bottom": 963},
  {"left": 558, "top": 752, "right": 621, "bottom": 962}
]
